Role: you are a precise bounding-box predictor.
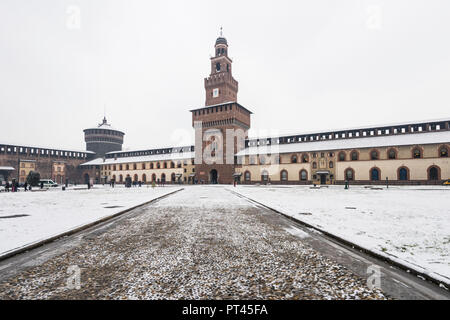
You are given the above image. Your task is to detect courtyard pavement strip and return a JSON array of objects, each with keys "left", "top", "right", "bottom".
[
  {"left": 0, "top": 188, "right": 184, "bottom": 261},
  {"left": 227, "top": 187, "right": 450, "bottom": 300},
  {"left": 0, "top": 186, "right": 390, "bottom": 300}
]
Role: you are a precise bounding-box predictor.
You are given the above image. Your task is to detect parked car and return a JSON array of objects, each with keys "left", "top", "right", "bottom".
[
  {"left": 39, "top": 179, "right": 59, "bottom": 188},
  {"left": 443, "top": 179, "right": 450, "bottom": 185}
]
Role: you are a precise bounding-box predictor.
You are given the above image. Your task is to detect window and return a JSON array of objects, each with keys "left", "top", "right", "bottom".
[
  {"left": 371, "top": 150, "right": 379, "bottom": 160},
  {"left": 142, "top": 174, "right": 147, "bottom": 183},
  {"left": 280, "top": 170, "right": 288, "bottom": 181},
  {"left": 300, "top": 170, "right": 308, "bottom": 181},
  {"left": 338, "top": 152, "right": 346, "bottom": 161},
  {"left": 329, "top": 161, "right": 334, "bottom": 168},
  {"left": 161, "top": 173, "right": 166, "bottom": 182},
  {"left": 291, "top": 155, "right": 297, "bottom": 163},
  {"left": 439, "top": 146, "right": 448, "bottom": 157},
  {"left": 370, "top": 168, "right": 380, "bottom": 181},
  {"left": 345, "top": 168, "right": 354, "bottom": 181},
  {"left": 398, "top": 167, "right": 408, "bottom": 181},
  {"left": 259, "top": 156, "right": 266, "bottom": 165},
  {"left": 301, "top": 154, "right": 309, "bottom": 163},
  {"left": 244, "top": 171, "right": 251, "bottom": 181},
  {"left": 126, "top": 164, "right": 130, "bottom": 170},
  {"left": 312, "top": 162, "right": 317, "bottom": 169},
  {"left": 152, "top": 174, "right": 156, "bottom": 182},
  {"left": 133, "top": 163, "right": 137, "bottom": 170},
  {"left": 249, "top": 156, "right": 256, "bottom": 165},
  {"left": 388, "top": 149, "right": 397, "bottom": 160},
  {"left": 157, "top": 162, "right": 161, "bottom": 169},
  {"left": 351, "top": 151, "right": 358, "bottom": 161},
  {"left": 413, "top": 148, "right": 422, "bottom": 159}
]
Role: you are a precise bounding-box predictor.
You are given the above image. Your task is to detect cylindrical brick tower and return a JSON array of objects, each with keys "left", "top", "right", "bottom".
[{"left": 83, "top": 117, "right": 124, "bottom": 158}]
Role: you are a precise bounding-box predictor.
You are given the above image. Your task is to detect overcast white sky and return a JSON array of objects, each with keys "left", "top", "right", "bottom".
[{"left": 1, "top": 0, "right": 449, "bottom": 151}]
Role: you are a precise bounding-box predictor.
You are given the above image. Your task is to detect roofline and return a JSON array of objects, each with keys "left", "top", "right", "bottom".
[
  {"left": 189, "top": 101, "right": 253, "bottom": 114},
  {"left": 248, "top": 117, "right": 450, "bottom": 141},
  {"left": 83, "top": 128, "right": 125, "bottom": 135}
]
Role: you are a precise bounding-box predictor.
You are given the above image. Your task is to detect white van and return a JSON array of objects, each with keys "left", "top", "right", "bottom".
[{"left": 39, "top": 179, "right": 58, "bottom": 188}]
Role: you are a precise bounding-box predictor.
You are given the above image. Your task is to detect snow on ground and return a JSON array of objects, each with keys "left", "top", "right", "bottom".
[
  {"left": 0, "top": 185, "right": 181, "bottom": 256},
  {"left": 230, "top": 185, "right": 450, "bottom": 281}
]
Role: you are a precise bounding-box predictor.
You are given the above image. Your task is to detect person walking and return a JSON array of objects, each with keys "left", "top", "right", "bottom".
[{"left": 24, "top": 181, "right": 28, "bottom": 192}]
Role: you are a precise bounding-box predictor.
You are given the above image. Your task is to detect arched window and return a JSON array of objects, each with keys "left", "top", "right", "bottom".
[
  {"left": 280, "top": 170, "right": 288, "bottom": 181},
  {"left": 142, "top": 163, "right": 146, "bottom": 170},
  {"left": 338, "top": 152, "right": 346, "bottom": 161},
  {"left": 119, "top": 174, "right": 123, "bottom": 182},
  {"left": 291, "top": 155, "right": 297, "bottom": 163},
  {"left": 150, "top": 163, "right": 154, "bottom": 169},
  {"left": 244, "top": 171, "right": 251, "bottom": 181},
  {"left": 387, "top": 148, "right": 397, "bottom": 160},
  {"left": 261, "top": 170, "right": 269, "bottom": 182},
  {"left": 428, "top": 166, "right": 440, "bottom": 180},
  {"left": 300, "top": 170, "right": 308, "bottom": 181},
  {"left": 370, "top": 150, "right": 379, "bottom": 160},
  {"left": 312, "top": 162, "right": 317, "bottom": 169},
  {"left": 157, "top": 162, "right": 161, "bottom": 169},
  {"left": 142, "top": 174, "right": 147, "bottom": 183},
  {"left": 439, "top": 146, "right": 448, "bottom": 157},
  {"left": 351, "top": 151, "right": 358, "bottom": 161},
  {"left": 152, "top": 173, "right": 156, "bottom": 182},
  {"left": 170, "top": 162, "right": 175, "bottom": 168},
  {"left": 398, "top": 167, "right": 408, "bottom": 181},
  {"left": 412, "top": 148, "right": 422, "bottom": 159},
  {"left": 301, "top": 154, "right": 309, "bottom": 163},
  {"left": 177, "top": 161, "right": 182, "bottom": 168},
  {"left": 133, "top": 163, "right": 137, "bottom": 170},
  {"left": 345, "top": 168, "right": 354, "bottom": 181},
  {"left": 126, "top": 164, "right": 130, "bottom": 170},
  {"left": 370, "top": 168, "right": 380, "bottom": 181},
  {"left": 329, "top": 161, "right": 334, "bottom": 168},
  {"left": 171, "top": 173, "right": 176, "bottom": 182},
  {"left": 134, "top": 174, "right": 138, "bottom": 182},
  {"left": 163, "top": 162, "right": 167, "bottom": 169},
  {"left": 161, "top": 173, "right": 166, "bottom": 182}
]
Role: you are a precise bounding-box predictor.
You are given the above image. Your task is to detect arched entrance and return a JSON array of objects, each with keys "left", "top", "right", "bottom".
[
  {"left": 428, "top": 166, "right": 440, "bottom": 181},
  {"left": 210, "top": 169, "right": 218, "bottom": 184}
]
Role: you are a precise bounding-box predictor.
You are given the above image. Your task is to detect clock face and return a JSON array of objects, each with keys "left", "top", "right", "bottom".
[{"left": 213, "top": 88, "right": 219, "bottom": 98}]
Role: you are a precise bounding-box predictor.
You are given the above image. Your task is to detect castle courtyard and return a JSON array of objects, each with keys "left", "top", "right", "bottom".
[{"left": 0, "top": 185, "right": 448, "bottom": 300}]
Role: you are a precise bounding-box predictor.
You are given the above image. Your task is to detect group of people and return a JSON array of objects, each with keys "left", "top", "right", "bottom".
[{"left": 3, "top": 181, "right": 32, "bottom": 192}]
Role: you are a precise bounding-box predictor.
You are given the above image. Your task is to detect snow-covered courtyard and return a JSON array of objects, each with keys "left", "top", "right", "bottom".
[
  {"left": 0, "top": 185, "right": 182, "bottom": 257},
  {"left": 229, "top": 185, "right": 450, "bottom": 283}
]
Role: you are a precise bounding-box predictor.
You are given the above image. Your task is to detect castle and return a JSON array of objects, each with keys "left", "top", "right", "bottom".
[{"left": 1, "top": 34, "right": 449, "bottom": 186}]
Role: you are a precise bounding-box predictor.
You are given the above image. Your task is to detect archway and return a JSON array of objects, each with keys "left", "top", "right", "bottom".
[
  {"left": 428, "top": 166, "right": 440, "bottom": 181},
  {"left": 210, "top": 169, "right": 218, "bottom": 184}
]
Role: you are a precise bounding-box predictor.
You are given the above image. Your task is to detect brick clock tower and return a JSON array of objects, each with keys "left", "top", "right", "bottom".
[{"left": 191, "top": 31, "right": 252, "bottom": 184}]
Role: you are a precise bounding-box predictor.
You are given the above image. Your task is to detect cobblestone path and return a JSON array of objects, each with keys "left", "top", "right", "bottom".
[{"left": 0, "top": 187, "right": 386, "bottom": 299}]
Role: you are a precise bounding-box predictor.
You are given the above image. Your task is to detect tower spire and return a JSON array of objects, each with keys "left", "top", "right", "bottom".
[{"left": 220, "top": 26, "right": 223, "bottom": 37}]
